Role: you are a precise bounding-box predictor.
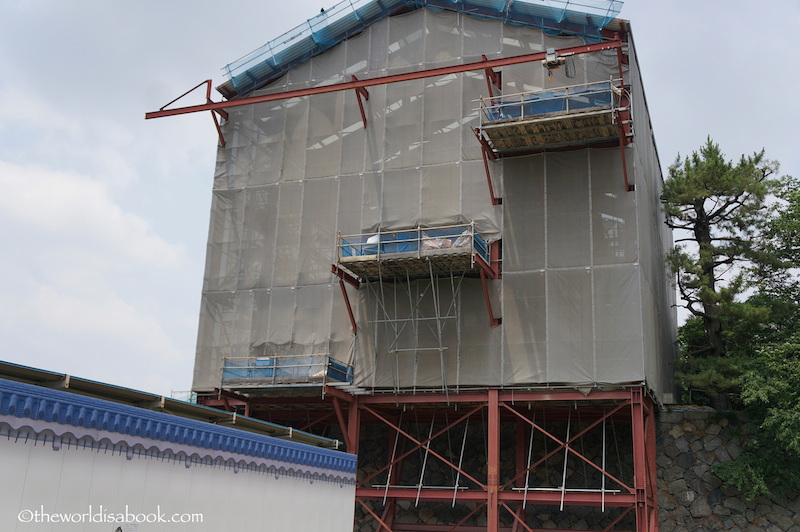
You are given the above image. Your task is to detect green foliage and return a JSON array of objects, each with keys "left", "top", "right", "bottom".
[
  {"left": 676, "top": 316, "right": 744, "bottom": 405},
  {"left": 663, "top": 138, "right": 800, "bottom": 498},
  {"left": 741, "top": 336, "right": 800, "bottom": 454},
  {"left": 662, "top": 138, "right": 778, "bottom": 338},
  {"left": 756, "top": 176, "right": 800, "bottom": 297},
  {"left": 713, "top": 333, "right": 800, "bottom": 499}
]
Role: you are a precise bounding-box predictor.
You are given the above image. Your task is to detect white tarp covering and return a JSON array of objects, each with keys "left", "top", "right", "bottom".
[{"left": 193, "top": 9, "right": 676, "bottom": 401}]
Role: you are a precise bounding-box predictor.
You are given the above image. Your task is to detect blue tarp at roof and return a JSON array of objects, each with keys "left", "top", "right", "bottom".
[{"left": 220, "top": 0, "right": 623, "bottom": 97}]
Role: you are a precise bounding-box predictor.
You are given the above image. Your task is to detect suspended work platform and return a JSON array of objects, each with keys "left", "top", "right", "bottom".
[
  {"left": 221, "top": 354, "right": 354, "bottom": 391},
  {"left": 335, "top": 224, "right": 498, "bottom": 283},
  {"left": 478, "top": 79, "right": 631, "bottom": 156},
  {"left": 331, "top": 223, "right": 502, "bottom": 341}
]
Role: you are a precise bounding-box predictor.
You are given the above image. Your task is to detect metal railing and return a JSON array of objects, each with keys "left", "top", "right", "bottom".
[
  {"left": 221, "top": 354, "right": 353, "bottom": 387},
  {"left": 337, "top": 223, "right": 490, "bottom": 264},
  {"left": 479, "top": 79, "right": 623, "bottom": 126},
  {"left": 223, "top": 1, "right": 622, "bottom": 94}
]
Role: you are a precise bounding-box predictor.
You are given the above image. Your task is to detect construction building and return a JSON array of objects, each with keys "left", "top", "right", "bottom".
[{"left": 148, "top": 1, "right": 677, "bottom": 530}]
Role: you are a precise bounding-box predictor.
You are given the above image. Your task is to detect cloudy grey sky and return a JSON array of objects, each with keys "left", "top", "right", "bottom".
[{"left": 1, "top": 1, "right": 797, "bottom": 396}]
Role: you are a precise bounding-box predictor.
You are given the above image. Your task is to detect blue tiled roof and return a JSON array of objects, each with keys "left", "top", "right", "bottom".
[{"left": 0, "top": 378, "right": 356, "bottom": 474}]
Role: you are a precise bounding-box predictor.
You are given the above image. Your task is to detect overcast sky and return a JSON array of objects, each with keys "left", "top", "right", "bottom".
[{"left": 1, "top": 1, "right": 798, "bottom": 396}]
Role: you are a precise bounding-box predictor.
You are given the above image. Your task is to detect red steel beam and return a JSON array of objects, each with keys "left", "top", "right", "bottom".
[
  {"left": 646, "top": 402, "right": 659, "bottom": 531},
  {"left": 500, "top": 501, "right": 535, "bottom": 532},
  {"left": 145, "top": 40, "right": 622, "bottom": 119},
  {"left": 394, "top": 526, "right": 633, "bottom": 532},
  {"left": 502, "top": 490, "right": 635, "bottom": 506},
  {"left": 352, "top": 388, "right": 636, "bottom": 405},
  {"left": 352, "top": 75, "right": 370, "bottom": 128},
  {"left": 498, "top": 389, "right": 633, "bottom": 402},
  {"left": 482, "top": 54, "right": 502, "bottom": 98},
  {"left": 338, "top": 279, "right": 358, "bottom": 335},
  {"left": 480, "top": 269, "right": 502, "bottom": 327},
  {"left": 512, "top": 418, "right": 527, "bottom": 532},
  {"left": 473, "top": 128, "right": 498, "bottom": 161},
  {"left": 602, "top": 506, "right": 634, "bottom": 532},
  {"left": 615, "top": 102, "right": 634, "bottom": 192},
  {"left": 331, "top": 264, "right": 361, "bottom": 288},
  {"left": 356, "top": 499, "right": 393, "bottom": 532},
  {"left": 446, "top": 501, "right": 488, "bottom": 532},
  {"left": 358, "top": 403, "right": 487, "bottom": 490},
  {"left": 355, "top": 487, "right": 636, "bottom": 506},
  {"left": 500, "top": 401, "right": 633, "bottom": 493},
  {"left": 332, "top": 397, "right": 354, "bottom": 452},
  {"left": 630, "top": 387, "right": 650, "bottom": 532},
  {"left": 323, "top": 383, "right": 355, "bottom": 402},
  {"left": 299, "top": 410, "right": 334, "bottom": 432},
  {"left": 348, "top": 395, "right": 361, "bottom": 455},
  {"left": 487, "top": 389, "right": 500, "bottom": 532},
  {"left": 479, "top": 141, "right": 502, "bottom": 205}
]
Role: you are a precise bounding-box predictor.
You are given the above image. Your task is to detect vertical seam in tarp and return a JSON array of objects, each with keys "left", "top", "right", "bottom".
[
  {"left": 542, "top": 153, "right": 549, "bottom": 382},
  {"left": 588, "top": 150, "right": 597, "bottom": 383}
]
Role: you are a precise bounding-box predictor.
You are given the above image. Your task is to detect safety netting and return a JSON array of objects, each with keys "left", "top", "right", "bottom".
[
  {"left": 219, "top": 0, "right": 623, "bottom": 97},
  {"left": 193, "top": 8, "right": 675, "bottom": 401}
]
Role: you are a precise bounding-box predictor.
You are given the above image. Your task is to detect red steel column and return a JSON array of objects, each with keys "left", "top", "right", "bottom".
[
  {"left": 512, "top": 417, "right": 527, "bottom": 531},
  {"left": 631, "top": 387, "right": 649, "bottom": 532},
  {"left": 646, "top": 401, "right": 660, "bottom": 532},
  {"left": 348, "top": 396, "right": 360, "bottom": 455},
  {"left": 488, "top": 389, "right": 500, "bottom": 532}
]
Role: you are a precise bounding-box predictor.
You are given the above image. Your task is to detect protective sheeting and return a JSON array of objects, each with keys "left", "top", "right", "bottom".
[
  {"left": 193, "top": 9, "right": 676, "bottom": 402},
  {"left": 626, "top": 32, "right": 679, "bottom": 401},
  {"left": 219, "top": 0, "right": 623, "bottom": 97}
]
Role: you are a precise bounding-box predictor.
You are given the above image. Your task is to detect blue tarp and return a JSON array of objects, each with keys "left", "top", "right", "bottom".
[
  {"left": 485, "top": 81, "right": 614, "bottom": 121},
  {"left": 222, "top": 356, "right": 354, "bottom": 384},
  {"left": 222, "top": 0, "right": 623, "bottom": 96},
  {"left": 340, "top": 227, "right": 490, "bottom": 263}
]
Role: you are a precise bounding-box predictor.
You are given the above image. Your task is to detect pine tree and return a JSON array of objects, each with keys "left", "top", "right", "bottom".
[{"left": 661, "top": 138, "right": 779, "bottom": 408}]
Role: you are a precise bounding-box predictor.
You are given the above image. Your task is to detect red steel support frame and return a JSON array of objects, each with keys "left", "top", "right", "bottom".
[
  {"left": 474, "top": 127, "right": 502, "bottom": 205},
  {"left": 352, "top": 75, "right": 371, "bottom": 128},
  {"left": 477, "top": 241, "right": 502, "bottom": 326},
  {"left": 145, "top": 41, "right": 622, "bottom": 120},
  {"left": 339, "top": 279, "right": 358, "bottom": 335},
  {"left": 471, "top": 33, "right": 634, "bottom": 195},
  {"left": 480, "top": 270, "right": 501, "bottom": 327},
  {"left": 150, "top": 79, "right": 229, "bottom": 146},
  {"left": 482, "top": 54, "right": 503, "bottom": 98},
  {"left": 487, "top": 389, "right": 500, "bottom": 532},
  {"left": 326, "top": 386, "right": 658, "bottom": 532},
  {"left": 331, "top": 263, "right": 361, "bottom": 334}
]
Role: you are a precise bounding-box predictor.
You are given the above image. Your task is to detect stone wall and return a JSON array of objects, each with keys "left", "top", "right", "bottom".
[{"left": 658, "top": 406, "right": 800, "bottom": 532}]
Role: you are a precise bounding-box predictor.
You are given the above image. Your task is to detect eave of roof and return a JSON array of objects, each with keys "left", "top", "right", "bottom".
[
  {"left": 218, "top": 0, "right": 623, "bottom": 99},
  {"left": 0, "top": 360, "right": 347, "bottom": 454}
]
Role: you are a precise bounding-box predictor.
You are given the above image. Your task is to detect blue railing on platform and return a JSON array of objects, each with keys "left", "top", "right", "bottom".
[
  {"left": 338, "top": 224, "right": 490, "bottom": 265},
  {"left": 480, "top": 80, "right": 619, "bottom": 124},
  {"left": 221, "top": 355, "right": 354, "bottom": 386}
]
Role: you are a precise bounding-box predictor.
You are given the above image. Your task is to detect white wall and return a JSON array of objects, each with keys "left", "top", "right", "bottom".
[{"left": 1, "top": 429, "right": 355, "bottom": 532}]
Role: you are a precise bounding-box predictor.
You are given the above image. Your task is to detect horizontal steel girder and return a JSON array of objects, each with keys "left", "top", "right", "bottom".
[{"left": 145, "top": 40, "right": 621, "bottom": 119}]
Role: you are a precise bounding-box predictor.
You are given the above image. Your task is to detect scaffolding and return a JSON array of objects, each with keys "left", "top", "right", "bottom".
[
  {"left": 152, "top": 4, "right": 676, "bottom": 531},
  {"left": 336, "top": 224, "right": 492, "bottom": 281},
  {"left": 221, "top": 354, "right": 354, "bottom": 390},
  {"left": 328, "top": 387, "right": 659, "bottom": 532},
  {"left": 478, "top": 79, "right": 631, "bottom": 155},
  {"left": 333, "top": 224, "right": 501, "bottom": 395}
]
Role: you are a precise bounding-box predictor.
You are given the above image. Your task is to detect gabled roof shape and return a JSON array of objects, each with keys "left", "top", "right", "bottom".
[{"left": 218, "top": 0, "right": 623, "bottom": 98}]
